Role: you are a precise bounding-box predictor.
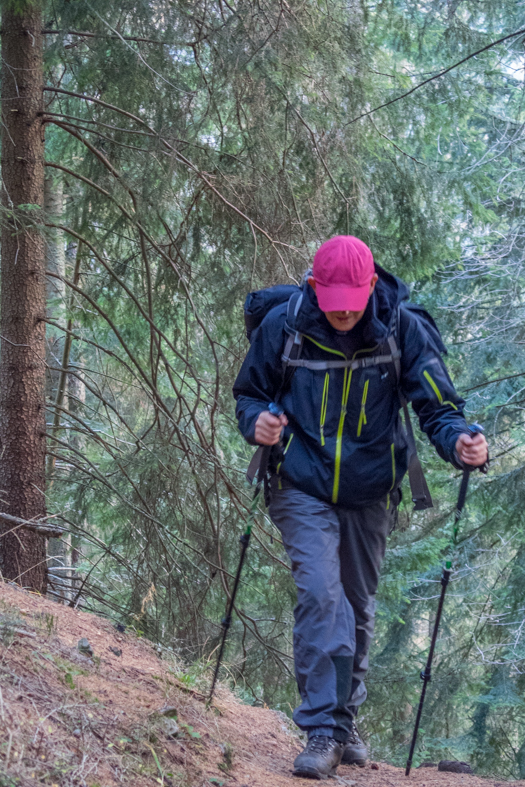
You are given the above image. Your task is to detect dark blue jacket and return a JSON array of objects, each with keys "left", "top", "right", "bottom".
[{"left": 233, "top": 266, "right": 468, "bottom": 509}]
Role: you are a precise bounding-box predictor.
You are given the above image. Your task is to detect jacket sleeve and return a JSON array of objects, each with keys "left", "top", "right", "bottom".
[
  {"left": 399, "top": 306, "right": 468, "bottom": 467},
  {"left": 233, "top": 307, "right": 287, "bottom": 445}
]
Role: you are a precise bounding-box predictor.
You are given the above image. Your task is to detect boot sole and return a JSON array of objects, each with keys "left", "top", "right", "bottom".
[
  {"left": 341, "top": 758, "right": 366, "bottom": 767},
  {"left": 293, "top": 765, "right": 337, "bottom": 780}
]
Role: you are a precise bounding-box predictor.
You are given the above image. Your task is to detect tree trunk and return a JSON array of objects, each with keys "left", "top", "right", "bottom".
[{"left": 0, "top": 1, "right": 47, "bottom": 593}]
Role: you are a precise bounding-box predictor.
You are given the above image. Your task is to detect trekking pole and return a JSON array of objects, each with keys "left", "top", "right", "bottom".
[
  {"left": 405, "top": 425, "right": 486, "bottom": 776},
  {"left": 208, "top": 402, "right": 284, "bottom": 701}
]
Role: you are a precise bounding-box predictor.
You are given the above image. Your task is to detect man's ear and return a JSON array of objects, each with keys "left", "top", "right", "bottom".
[
  {"left": 369, "top": 273, "right": 379, "bottom": 295},
  {"left": 308, "top": 276, "right": 317, "bottom": 292}
]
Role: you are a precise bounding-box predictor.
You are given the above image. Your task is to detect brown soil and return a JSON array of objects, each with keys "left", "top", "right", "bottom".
[{"left": 0, "top": 580, "right": 521, "bottom": 787}]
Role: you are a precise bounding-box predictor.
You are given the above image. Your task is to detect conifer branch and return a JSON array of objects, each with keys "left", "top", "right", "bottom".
[
  {"left": 42, "top": 29, "right": 170, "bottom": 45},
  {"left": 0, "top": 512, "right": 65, "bottom": 538},
  {"left": 346, "top": 25, "right": 525, "bottom": 125}
]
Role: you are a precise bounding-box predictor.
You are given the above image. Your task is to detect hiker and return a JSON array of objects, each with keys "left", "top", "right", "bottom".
[{"left": 233, "top": 235, "right": 488, "bottom": 780}]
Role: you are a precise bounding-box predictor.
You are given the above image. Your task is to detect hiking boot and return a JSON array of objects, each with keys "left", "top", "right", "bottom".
[
  {"left": 341, "top": 721, "right": 367, "bottom": 766},
  {"left": 293, "top": 735, "right": 344, "bottom": 779}
]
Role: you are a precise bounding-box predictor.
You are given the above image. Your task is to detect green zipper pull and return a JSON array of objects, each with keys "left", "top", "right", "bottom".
[
  {"left": 320, "top": 372, "right": 330, "bottom": 446},
  {"left": 357, "top": 378, "right": 369, "bottom": 437}
]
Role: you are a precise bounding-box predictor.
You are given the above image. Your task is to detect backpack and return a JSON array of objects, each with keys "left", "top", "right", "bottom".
[{"left": 243, "top": 286, "right": 437, "bottom": 510}]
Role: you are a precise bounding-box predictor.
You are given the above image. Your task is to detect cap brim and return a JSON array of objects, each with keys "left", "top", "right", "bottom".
[{"left": 316, "top": 282, "right": 370, "bottom": 313}]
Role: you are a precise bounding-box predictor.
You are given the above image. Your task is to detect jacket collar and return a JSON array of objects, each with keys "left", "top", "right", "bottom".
[{"left": 292, "top": 264, "right": 409, "bottom": 351}]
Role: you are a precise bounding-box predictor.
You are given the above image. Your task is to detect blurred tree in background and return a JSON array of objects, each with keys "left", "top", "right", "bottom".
[{"left": 2, "top": 0, "right": 525, "bottom": 776}]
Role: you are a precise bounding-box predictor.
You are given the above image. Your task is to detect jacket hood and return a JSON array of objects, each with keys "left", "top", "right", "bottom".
[{"left": 292, "top": 263, "right": 409, "bottom": 349}]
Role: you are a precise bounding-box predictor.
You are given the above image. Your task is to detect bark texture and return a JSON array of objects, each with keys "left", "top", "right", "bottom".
[{"left": 0, "top": 2, "right": 47, "bottom": 592}]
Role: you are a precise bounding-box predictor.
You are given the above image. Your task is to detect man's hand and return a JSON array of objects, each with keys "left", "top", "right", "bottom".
[
  {"left": 455, "top": 432, "right": 488, "bottom": 467},
  {"left": 255, "top": 410, "right": 288, "bottom": 445}
]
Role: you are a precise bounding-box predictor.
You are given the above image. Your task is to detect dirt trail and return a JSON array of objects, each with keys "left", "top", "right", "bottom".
[{"left": 0, "top": 580, "right": 521, "bottom": 787}]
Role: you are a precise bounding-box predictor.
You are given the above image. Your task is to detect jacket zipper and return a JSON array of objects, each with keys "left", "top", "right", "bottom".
[
  {"left": 357, "top": 379, "right": 369, "bottom": 437},
  {"left": 320, "top": 372, "right": 330, "bottom": 446},
  {"left": 331, "top": 345, "right": 379, "bottom": 504},
  {"left": 303, "top": 336, "right": 378, "bottom": 506},
  {"left": 332, "top": 367, "right": 353, "bottom": 503}
]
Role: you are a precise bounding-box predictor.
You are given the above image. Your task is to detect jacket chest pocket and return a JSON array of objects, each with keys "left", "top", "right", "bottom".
[
  {"left": 290, "top": 368, "right": 340, "bottom": 444},
  {"left": 314, "top": 369, "right": 346, "bottom": 445},
  {"left": 353, "top": 367, "right": 394, "bottom": 438}
]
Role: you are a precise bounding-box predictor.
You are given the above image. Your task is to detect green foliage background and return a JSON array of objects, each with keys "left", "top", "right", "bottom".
[{"left": 33, "top": 0, "right": 525, "bottom": 777}]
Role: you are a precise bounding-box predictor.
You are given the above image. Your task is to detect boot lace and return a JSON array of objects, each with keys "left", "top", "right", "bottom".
[
  {"left": 347, "top": 721, "right": 362, "bottom": 745},
  {"left": 307, "top": 735, "right": 340, "bottom": 754}
]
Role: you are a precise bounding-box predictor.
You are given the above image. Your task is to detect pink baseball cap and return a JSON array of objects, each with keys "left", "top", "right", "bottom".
[{"left": 312, "top": 235, "right": 375, "bottom": 312}]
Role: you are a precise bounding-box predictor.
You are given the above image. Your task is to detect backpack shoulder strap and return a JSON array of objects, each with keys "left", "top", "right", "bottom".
[
  {"left": 389, "top": 308, "right": 433, "bottom": 511},
  {"left": 246, "top": 292, "right": 303, "bottom": 486},
  {"left": 281, "top": 291, "right": 304, "bottom": 388},
  {"left": 389, "top": 306, "right": 403, "bottom": 384}
]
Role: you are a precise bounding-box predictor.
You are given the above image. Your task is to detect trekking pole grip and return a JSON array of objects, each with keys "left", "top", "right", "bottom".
[
  {"left": 256, "top": 402, "right": 285, "bottom": 486},
  {"left": 451, "top": 423, "right": 487, "bottom": 547},
  {"left": 464, "top": 423, "right": 489, "bottom": 475},
  {"left": 268, "top": 402, "right": 284, "bottom": 418}
]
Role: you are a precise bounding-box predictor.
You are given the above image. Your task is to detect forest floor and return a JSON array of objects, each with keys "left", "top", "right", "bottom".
[{"left": 0, "top": 580, "right": 523, "bottom": 787}]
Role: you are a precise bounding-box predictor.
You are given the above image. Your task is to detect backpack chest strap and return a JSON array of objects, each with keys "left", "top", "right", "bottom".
[{"left": 281, "top": 350, "right": 400, "bottom": 371}]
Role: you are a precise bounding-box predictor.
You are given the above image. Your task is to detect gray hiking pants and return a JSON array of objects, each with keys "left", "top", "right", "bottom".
[{"left": 269, "top": 477, "right": 392, "bottom": 742}]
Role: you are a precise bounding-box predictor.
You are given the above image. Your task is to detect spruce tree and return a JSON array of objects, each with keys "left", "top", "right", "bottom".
[{"left": 0, "top": 0, "right": 47, "bottom": 593}]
